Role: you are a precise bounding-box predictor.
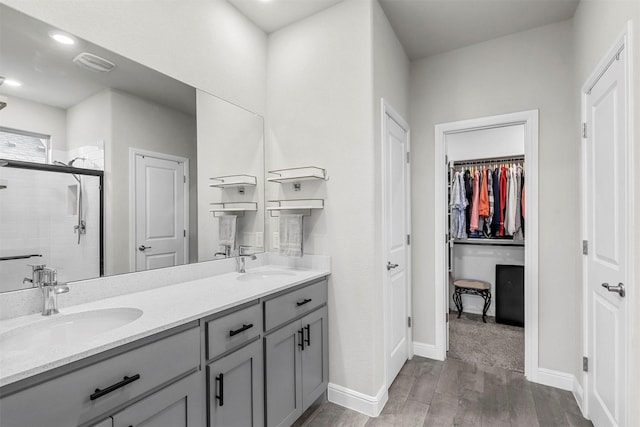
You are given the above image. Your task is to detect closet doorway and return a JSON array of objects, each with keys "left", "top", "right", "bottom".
[{"left": 434, "top": 110, "right": 539, "bottom": 381}]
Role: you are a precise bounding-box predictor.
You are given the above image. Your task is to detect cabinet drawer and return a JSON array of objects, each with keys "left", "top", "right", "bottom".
[
  {"left": 264, "top": 280, "right": 327, "bottom": 331},
  {"left": 206, "top": 302, "right": 262, "bottom": 361},
  {"left": 0, "top": 326, "right": 200, "bottom": 427}
]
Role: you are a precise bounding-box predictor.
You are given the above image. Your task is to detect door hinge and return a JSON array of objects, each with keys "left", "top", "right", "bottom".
[
  {"left": 183, "top": 175, "right": 186, "bottom": 183},
  {"left": 406, "top": 234, "right": 411, "bottom": 245},
  {"left": 582, "top": 240, "right": 588, "bottom": 255},
  {"left": 446, "top": 312, "right": 449, "bottom": 323},
  {"left": 406, "top": 151, "right": 410, "bottom": 163},
  {"left": 583, "top": 356, "right": 588, "bottom": 372},
  {"left": 582, "top": 123, "right": 587, "bottom": 138},
  {"left": 184, "top": 229, "right": 187, "bottom": 237},
  {"left": 407, "top": 317, "right": 412, "bottom": 327}
]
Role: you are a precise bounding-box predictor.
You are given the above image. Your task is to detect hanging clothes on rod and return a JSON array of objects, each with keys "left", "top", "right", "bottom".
[
  {"left": 449, "top": 167, "right": 468, "bottom": 239},
  {"left": 451, "top": 155, "right": 525, "bottom": 241}
]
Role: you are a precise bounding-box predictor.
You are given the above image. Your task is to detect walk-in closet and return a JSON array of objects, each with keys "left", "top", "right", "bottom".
[{"left": 446, "top": 123, "right": 526, "bottom": 373}]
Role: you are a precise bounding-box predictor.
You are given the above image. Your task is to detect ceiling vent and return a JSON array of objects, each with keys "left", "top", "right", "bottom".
[{"left": 73, "top": 53, "right": 116, "bottom": 73}]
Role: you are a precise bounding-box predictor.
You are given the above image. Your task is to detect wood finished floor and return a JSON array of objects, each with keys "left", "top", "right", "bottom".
[{"left": 294, "top": 357, "right": 592, "bottom": 427}]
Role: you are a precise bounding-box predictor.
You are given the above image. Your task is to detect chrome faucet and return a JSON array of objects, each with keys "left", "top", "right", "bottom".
[
  {"left": 25, "top": 266, "right": 69, "bottom": 316},
  {"left": 214, "top": 244, "right": 231, "bottom": 258},
  {"left": 23, "top": 264, "right": 46, "bottom": 287},
  {"left": 236, "top": 246, "right": 257, "bottom": 273}
]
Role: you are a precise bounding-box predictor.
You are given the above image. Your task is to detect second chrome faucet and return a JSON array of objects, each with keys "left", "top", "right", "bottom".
[
  {"left": 24, "top": 265, "right": 69, "bottom": 316},
  {"left": 236, "top": 246, "right": 257, "bottom": 273}
]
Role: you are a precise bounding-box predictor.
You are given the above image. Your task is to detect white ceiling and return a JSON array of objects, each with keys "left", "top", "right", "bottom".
[
  {"left": 228, "top": 0, "right": 344, "bottom": 34},
  {"left": 379, "top": 0, "right": 580, "bottom": 60},
  {"left": 228, "top": 0, "right": 579, "bottom": 60},
  {"left": 0, "top": 5, "right": 196, "bottom": 115}
]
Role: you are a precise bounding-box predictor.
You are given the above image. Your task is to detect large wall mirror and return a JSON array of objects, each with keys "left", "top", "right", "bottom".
[{"left": 0, "top": 4, "right": 265, "bottom": 293}]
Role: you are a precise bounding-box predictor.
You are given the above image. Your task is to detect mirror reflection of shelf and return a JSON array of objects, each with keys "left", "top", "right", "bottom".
[
  {"left": 267, "top": 166, "right": 327, "bottom": 183},
  {"left": 209, "top": 175, "right": 257, "bottom": 188},
  {"left": 267, "top": 199, "right": 324, "bottom": 217},
  {"left": 209, "top": 202, "right": 257, "bottom": 217}
]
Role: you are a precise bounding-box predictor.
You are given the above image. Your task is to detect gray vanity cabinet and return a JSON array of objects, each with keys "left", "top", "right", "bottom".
[
  {"left": 264, "top": 306, "right": 328, "bottom": 427},
  {"left": 205, "top": 300, "right": 264, "bottom": 427},
  {"left": 0, "top": 324, "right": 201, "bottom": 427},
  {"left": 111, "top": 372, "right": 202, "bottom": 427},
  {"left": 300, "top": 307, "right": 329, "bottom": 409},
  {"left": 207, "top": 339, "right": 263, "bottom": 426},
  {"left": 263, "top": 279, "right": 328, "bottom": 427}
]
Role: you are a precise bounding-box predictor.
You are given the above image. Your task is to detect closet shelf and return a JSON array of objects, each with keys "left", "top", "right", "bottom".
[
  {"left": 209, "top": 202, "right": 257, "bottom": 217},
  {"left": 209, "top": 175, "right": 257, "bottom": 188},
  {"left": 454, "top": 238, "right": 524, "bottom": 247},
  {"left": 267, "top": 199, "right": 324, "bottom": 217},
  {"left": 267, "top": 166, "right": 327, "bottom": 183}
]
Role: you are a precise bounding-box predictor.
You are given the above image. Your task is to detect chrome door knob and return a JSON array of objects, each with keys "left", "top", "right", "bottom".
[
  {"left": 601, "top": 282, "right": 625, "bottom": 297},
  {"left": 387, "top": 262, "right": 399, "bottom": 271},
  {"left": 138, "top": 245, "right": 152, "bottom": 252}
]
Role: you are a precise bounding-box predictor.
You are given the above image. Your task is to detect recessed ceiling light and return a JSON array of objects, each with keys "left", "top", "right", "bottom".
[
  {"left": 50, "top": 32, "right": 75, "bottom": 45},
  {"left": 3, "top": 79, "right": 22, "bottom": 87}
]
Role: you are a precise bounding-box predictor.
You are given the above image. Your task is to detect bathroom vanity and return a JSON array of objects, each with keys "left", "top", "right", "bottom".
[{"left": 0, "top": 266, "right": 329, "bottom": 427}]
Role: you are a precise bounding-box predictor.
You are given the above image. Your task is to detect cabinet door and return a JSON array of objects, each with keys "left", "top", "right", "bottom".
[
  {"left": 111, "top": 372, "right": 203, "bottom": 427},
  {"left": 264, "top": 321, "right": 302, "bottom": 427},
  {"left": 300, "top": 306, "right": 328, "bottom": 411},
  {"left": 208, "top": 339, "right": 263, "bottom": 427}
]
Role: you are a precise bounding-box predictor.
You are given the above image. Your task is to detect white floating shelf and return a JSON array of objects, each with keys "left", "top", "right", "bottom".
[
  {"left": 267, "top": 166, "right": 327, "bottom": 183},
  {"left": 267, "top": 199, "right": 324, "bottom": 217},
  {"left": 209, "top": 175, "right": 257, "bottom": 188},
  {"left": 210, "top": 202, "right": 257, "bottom": 217}
]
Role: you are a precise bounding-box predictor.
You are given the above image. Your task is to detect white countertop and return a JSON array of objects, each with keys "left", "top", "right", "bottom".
[{"left": 0, "top": 265, "right": 329, "bottom": 388}]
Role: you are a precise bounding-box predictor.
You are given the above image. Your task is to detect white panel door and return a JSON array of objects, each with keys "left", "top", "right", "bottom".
[
  {"left": 384, "top": 109, "right": 410, "bottom": 387},
  {"left": 134, "top": 154, "right": 186, "bottom": 271},
  {"left": 585, "top": 47, "right": 628, "bottom": 427}
]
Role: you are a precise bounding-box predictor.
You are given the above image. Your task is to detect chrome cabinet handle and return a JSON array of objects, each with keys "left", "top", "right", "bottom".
[
  {"left": 387, "top": 262, "right": 399, "bottom": 271},
  {"left": 138, "top": 245, "right": 152, "bottom": 252},
  {"left": 602, "top": 282, "right": 625, "bottom": 297}
]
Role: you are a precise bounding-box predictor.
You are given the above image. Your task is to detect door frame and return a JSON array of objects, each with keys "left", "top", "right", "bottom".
[
  {"left": 580, "top": 22, "right": 634, "bottom": 423},
  {"left": 129, "top": 147, "right": 190, "bottom": 272},
  {"left": 434, "top": 109, "right": 539, "bottom": 381},
  {"left": 381, "top": 99, "right": 413, "bottom": 388}
]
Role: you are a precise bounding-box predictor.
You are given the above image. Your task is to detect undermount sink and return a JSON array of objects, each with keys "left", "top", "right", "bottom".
[
  {"left": 236, "top": 270, "right": 297, "bottom": 282},
  {"left": 0, "top": 307, "right": 143, "bottom": 353}
]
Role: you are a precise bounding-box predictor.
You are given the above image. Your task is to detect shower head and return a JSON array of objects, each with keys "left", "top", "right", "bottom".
[{"left": 68, "top": 157, "right": 86, "bottom": 167}]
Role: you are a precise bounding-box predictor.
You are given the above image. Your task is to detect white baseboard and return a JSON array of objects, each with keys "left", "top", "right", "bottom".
[
  {"left": 412, "top": 341, "right": 444, "bottom": 361},
  {"left": 573, "top": 376, "right": 585, "bottom": 415},
  {"left": 327, "top": 383, "right": 388, "bottom": 417},
  {"left": 533, "top": 368, "right": 574, "bottom": 391}
]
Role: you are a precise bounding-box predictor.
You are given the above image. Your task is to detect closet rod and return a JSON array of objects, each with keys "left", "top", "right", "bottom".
[{"left": 452, "top": 155, "right": 525, "bottom": 167}]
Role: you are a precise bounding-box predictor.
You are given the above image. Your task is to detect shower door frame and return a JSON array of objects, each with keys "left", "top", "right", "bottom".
[{"left": 0, "top": 159, "right": 105, "bottom": 276}]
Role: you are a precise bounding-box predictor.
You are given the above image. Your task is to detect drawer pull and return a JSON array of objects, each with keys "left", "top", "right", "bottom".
[
  {"left": 298, "top": 328, "right": 305, "bottom": 350},
  {"left": 90, "top": 374, "right": 141, "bottom": 401},
  {"left": 296, "top": 298, "right": 312, "bottom": 307},
  {"left": 229, "top": 323, "right": 254, "bottom": 337},
  {"left": 215, "top": 373, "right": 224, "bottom": 406},
  {"left": 304, "top": 324, "right": 311, "bottom": 347}
]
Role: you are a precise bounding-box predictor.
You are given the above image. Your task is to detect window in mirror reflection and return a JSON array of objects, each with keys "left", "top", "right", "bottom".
[{"left": 0, "top": 127, "right": 50, "bottom": 164}]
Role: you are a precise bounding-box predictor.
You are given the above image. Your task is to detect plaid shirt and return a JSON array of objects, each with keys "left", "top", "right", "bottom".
[{"left": 487, "top": 168, "right": 494, "bottom": 231}]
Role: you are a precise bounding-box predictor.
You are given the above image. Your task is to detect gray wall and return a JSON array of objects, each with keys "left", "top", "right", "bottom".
[
  {"left": 267, "top": 0, "right": 382, "bottom": 398},
  {"left": 409, "top": 20, "right": 578, "bottom": 375}
]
